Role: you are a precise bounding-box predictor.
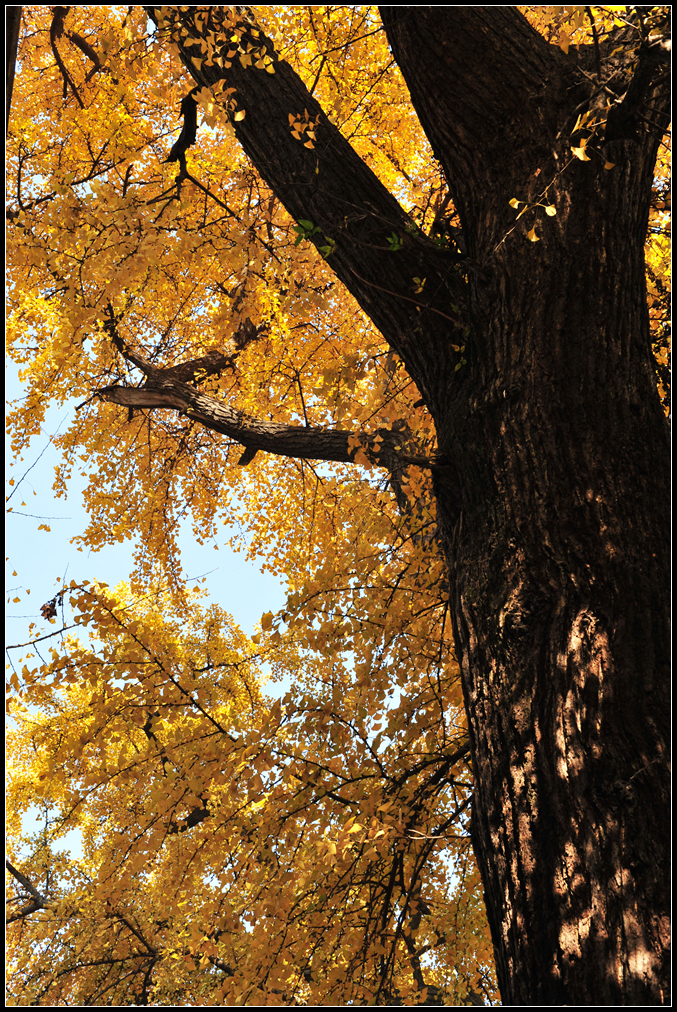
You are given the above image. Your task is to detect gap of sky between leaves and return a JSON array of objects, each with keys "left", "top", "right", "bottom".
[{"left": 6, "top": 361, "right": 288, "bottom": 857}]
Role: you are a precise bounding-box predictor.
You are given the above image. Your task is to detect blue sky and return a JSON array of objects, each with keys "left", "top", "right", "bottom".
[
  {"left": 6, "top": 365, "right": 287, "bottom": 642},
  {"left": 6, "top": 362, "right": 288, "bottom": 856}
]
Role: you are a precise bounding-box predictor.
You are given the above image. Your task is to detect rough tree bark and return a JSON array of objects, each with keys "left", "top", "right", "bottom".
[
  {"left": 380, "top": 9, "right": 671, "bottom": 1006},
  {"left": 6, "top": 6, "right": 23, "bottom": 135},
  {"left": 118, "top": 7, "right": 669, "bottom": 1005}
]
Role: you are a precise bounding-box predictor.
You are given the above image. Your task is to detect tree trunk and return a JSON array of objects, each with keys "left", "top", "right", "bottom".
[
  {"left": 143, "top": 7, "right": 670, "bottom": 1003},
  {"left": 6, "top": 6, "right": 22, "bottom": 135},
  {"left": 382, "top": 8, "right": 671, "bottom": 1005},
  {"left": 437, "top": 213, "right": 671, "bottom": 1005}
]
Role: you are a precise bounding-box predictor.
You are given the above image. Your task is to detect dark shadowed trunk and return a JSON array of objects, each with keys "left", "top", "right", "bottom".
[
  {"left": 6, "top": 6, "right": 23, "bottom": 134},
  {"left": 137, "top": 7, "right": 670, "bottom": 1004},
  {"left": 381, "top": 10, "right": 670, "bottom": 1004}
]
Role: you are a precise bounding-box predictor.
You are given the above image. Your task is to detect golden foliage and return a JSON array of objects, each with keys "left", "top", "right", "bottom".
[
  {"left": 6, "top": 5, "right": 669, "bottom": 1006},
  {"left": 7, "top": 580, "right": 494, "bottom": 1005}
]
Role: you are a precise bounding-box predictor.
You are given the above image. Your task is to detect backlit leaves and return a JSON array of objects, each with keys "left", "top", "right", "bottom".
[
  {"left": 6, "top": 4, "right": 495, "bottom": 1005},
  {"left": 6, "top": 579, "right": 489, "bottom": 1005}
]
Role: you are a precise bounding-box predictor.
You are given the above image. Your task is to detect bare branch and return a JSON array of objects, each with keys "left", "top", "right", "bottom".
[
  {"left": 96, "top": 375, "right": 405, "bottom": 466},
  {"left": 102, "top": 305, "right": 265, "bottom": 384},
  {"left": 96, "top": 314, "right": 425, "bottom": 470},
  {"left": 6, "top": 623, "right": 78, "bottom": 650}
]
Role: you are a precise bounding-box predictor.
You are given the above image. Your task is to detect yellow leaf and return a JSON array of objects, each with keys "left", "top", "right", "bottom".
[
  {"left": 545, "top": 205, "right": 556, "bottom": 216},
  {"left": 572, "top": 110, "right": 591, "bottom": 134},
  {"left": 527, "top": 227, "right": 540, "bottom": 242},
  {"left": 233, "top": 109, "right": 246, "bottom": 121},
  {"left": 559, "top": 30, "right": 570, "bottom": 54},
  {"left": 352, "top": 448, "right": 373, "bottom": 469},
  {"left": 509, "top": 198, "right": 522, "bottom": 209},
  {"left": 571, "top": 146, "right": 591, "bottom": 161},
  {"left": 304, "top": 140, "right": 315, "bottom": 149},
  {"left": 604, "top": 162, "right": 616, "bottom": 170}
]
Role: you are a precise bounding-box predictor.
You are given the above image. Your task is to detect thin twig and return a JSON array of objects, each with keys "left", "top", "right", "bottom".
[
  {"left": 6, "top": 624, "right": 79, "bottom": 650},
  {"left": 5, "top": 415, "right": 70, "bottom": 502}
]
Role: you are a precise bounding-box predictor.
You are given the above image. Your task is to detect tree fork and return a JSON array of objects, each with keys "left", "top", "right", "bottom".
[
  {"left": 144, "top": 5, "right": 469, "bottom": 414},
  {"left": 382, "top": 7, "right": 671, "bottom": 1004}
]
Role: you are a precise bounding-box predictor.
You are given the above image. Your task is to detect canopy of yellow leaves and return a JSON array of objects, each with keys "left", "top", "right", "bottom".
[{"left": 6, "top": 5, "right": 669, "bottom": 1006}]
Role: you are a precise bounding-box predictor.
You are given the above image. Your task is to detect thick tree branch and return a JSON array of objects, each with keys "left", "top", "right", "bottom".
[
  {"left": 103, "top": 306, "right": 264, "bottom": 385},
  {"left": 604, "top": 33, "right": 671, "bottom": 143},
  {"left": 96, "top": 371, "right": 415, "bottom": 470},
  {"left": 156, "top": 318, "right": 266, "bottom": 385},
  {"left": 98, "top": 307, "right": 431, "bottom": 471},
  {"left": 6, "top": 860, "right": 49, "bottom": 923},
  {"left": 166, "top": 803, "right": 211, "bottom": 835},
  {"left": 6, "top": 6, "right": 22, "bottom": 135},
  {"left": 165, "top": 87, "right": 199, "bottom": 165},
  {"left": 67, "top": 29, "right": 104, "bottom": 82},
  {"left": 144, "top": 6, "right": 469, "bottom": 413},
  {"left": 49, "top": 7, "right": 85, "bottom": 109},
  {"left": 379, "top": 7, "right": 564, "bottom": 253}
]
